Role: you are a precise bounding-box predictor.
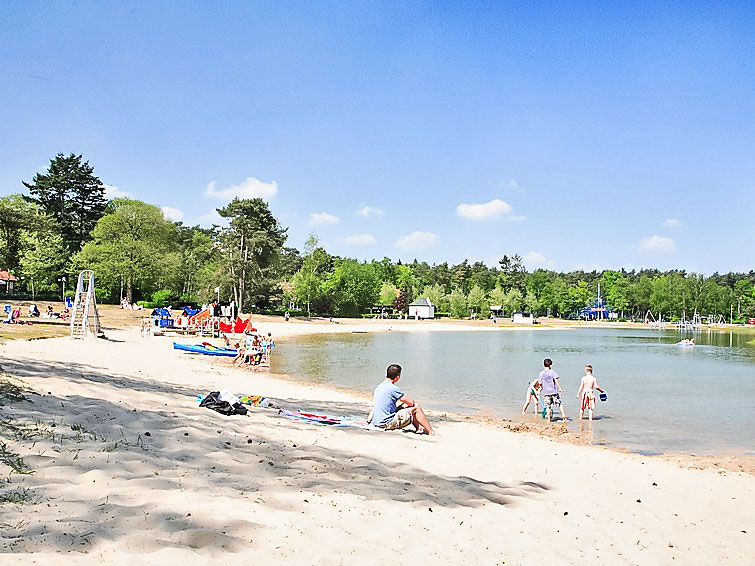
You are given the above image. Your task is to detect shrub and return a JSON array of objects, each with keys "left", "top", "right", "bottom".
[{"left": 151, "top": 289, "right": 179, "bottom": 306}]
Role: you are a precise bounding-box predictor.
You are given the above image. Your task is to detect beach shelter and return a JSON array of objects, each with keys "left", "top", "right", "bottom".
[{"left": 408, "top": 297, "right": 435, "bottom": 319}]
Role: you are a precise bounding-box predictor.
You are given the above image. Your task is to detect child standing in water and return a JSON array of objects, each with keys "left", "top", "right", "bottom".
[
  {"left": 521, "top": 378, "right": 542, "bottom": 414},
  {"left": 576, "top": 364, "right": 606, "bottom": 421},
  {"left": 539, "top": 358, "right": 567, "bottom": 422}
]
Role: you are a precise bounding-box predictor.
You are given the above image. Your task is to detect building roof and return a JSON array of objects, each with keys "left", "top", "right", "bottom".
[
  {"left": 408, "top": 297, "right": 433, "bottom": 307},
  {"left": 0, "top": 271, "right": 18, "bottom": 282}
]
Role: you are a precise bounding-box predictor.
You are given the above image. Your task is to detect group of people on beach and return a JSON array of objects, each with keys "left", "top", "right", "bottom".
[
  {"left": 3, "top": 303, "right": 67, "bottom": 323},
  {"left": 367, "top": 358, "right": 608, "bottom": 438},
  {"left": 232, "top": 330, "right": 275, "bottom": 367},
  {"left": 522, "top": 359, "right": 606, "bottom": 421}
]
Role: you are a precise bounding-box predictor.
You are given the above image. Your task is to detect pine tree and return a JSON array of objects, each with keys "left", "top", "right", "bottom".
[{"left": 24, "top": 153, "right": 107, "bottom": 254}]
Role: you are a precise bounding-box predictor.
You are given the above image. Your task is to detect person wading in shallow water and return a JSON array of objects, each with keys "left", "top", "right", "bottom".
[
  {"left": 369, "top": 364, "right": 434, "bottom": 435},
  {"left": 538, "top": 358, "right": 567, "bottom": 422}
]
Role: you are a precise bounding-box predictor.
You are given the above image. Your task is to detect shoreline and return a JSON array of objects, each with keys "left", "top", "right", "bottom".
[{"left": 0, "top": 327, "right": 753, "bottom": 562}]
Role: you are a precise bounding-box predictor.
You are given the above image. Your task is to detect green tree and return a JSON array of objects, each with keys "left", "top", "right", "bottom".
[
  {"left": 488, "top": 287, "right": 506, "bottom": 311},
  {"left": 734, "top": 279, "right": 753, "bottom": 318},
  {"left": 278, "top": 247, "right": 304, "bottom": 279},
  {"left": 498, "top": 254, "right": 526, "bottom": 293},
  {"left": 0, "top": 194, "right": 47, "bottom": 274},
  {"left": 379, "top": 281, "right": 399, "bottom": 306},
  {"left": 449, "top": 289, "right": 468, "bottom": 318},
  {"left": 324, "top": 260, "right": 380, "bottom": 317},
  {"left": 539, "top": 278, "right": 569, "bottom": 317},
  {"left": 503, "top": 288, "right": 524, "bottom": 315},
  {"left": 396, "top": 264, "right": 420, "bottom": 302},
  {"left": 19, "top": 230, "right": 67, "bottom": 298},
  {"left": 469, "top": 261, "right": 498, "bottom": 291},
  {"left": 423, "top": 283, "right": 449, "bottom": 313},
  {"left": 630, "top": 275, "right": 653, "bottom": 316},
  {"left": 564, "top": 281, "right": 591, "bottom": 315},
  {"left": 74, "top": 199, "right": 177, "bottom": 303},
  {"left": 466, "top": 285, "right": 488, "bottom": 316},
  {"left": 24, "top": 153, "right": 107, "bottom": 255},
  {"left": 293, "top": 234, "right": 331, "bottom": 316},
  {"left": 452, "top": 260, "right": 471, "bottom": 293},
  {"left": 524, "top": 290, "right": 541, "bottom": 315},
  {"left": 174, "top": 227, "right": 220, "bottom": 302},
  {"left": 601, "top": 270, "right": 630, "bottom": 315},
  {"left": 429, "top": 262, "right": 452, "bottom": 293},
  {"left": 216, "top": 198, "right": 287, "bottom": 313}
]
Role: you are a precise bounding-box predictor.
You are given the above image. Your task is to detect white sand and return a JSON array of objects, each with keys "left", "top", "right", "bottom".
[{"left": 0, "top": 326, "right": 752, "bottom": 565}]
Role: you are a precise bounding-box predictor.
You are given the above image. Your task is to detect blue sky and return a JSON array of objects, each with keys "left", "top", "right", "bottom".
[{"left": 2, "top": 1, "right": 753, "bottom": 274}]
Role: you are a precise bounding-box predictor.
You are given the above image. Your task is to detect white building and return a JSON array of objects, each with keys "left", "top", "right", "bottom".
[
  {"left": 408, "top": 297, "right": 435, "bottom": 320},
  {"left": 512, "top": 311, "right": 536, "bottom": 324}
]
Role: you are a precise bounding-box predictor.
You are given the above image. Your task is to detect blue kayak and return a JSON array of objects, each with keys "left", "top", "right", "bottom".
[{"left": 173, "top": 342, "right": 238, "bottom": 357}]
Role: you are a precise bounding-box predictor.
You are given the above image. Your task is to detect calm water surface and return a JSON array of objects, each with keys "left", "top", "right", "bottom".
[{"left": 272, "top": 328, "right": 755, "bottom": 456}]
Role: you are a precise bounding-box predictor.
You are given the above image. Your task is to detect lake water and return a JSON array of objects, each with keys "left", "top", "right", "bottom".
[{"left": 272, "top": 328, "right": 755, "bottom": 456}]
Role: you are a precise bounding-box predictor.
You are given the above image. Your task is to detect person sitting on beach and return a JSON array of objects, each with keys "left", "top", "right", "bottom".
[
  {"left": 538, "top": 358, "right": 567, "bottom": 422},
  {"left": 233, "top": 331, "right": 252, "bottom": 366},
  {"left": 250, "top": 335, "right": 263, "bottom": 365},
  {"left": 521, "top": 378, "right": 542, "bottom": 414},
  {"left": 370, "top": 364, "right": 434, "bottom": 435},
  {"left": 28, "top": 304, "right": 40, "bottom": 317},
  {"left": 576, "top": 364, "right": 605, "bottom": 421}
]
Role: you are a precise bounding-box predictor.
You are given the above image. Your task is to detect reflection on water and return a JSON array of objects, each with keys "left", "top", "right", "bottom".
[{"left": 272, "top": 328, "right": 755, "bottom": 456}]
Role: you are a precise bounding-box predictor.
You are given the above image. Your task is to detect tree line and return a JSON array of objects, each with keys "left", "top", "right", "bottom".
[{"left": 2, "top": 153, "right": 754, "bottom": 321}]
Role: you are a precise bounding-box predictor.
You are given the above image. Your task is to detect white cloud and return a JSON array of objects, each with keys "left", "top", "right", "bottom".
[
  {"left": 103, "top": 183, "right": 132, "bottom": 199},
  {"left": 663, "top": 218, "right": 682, "bottom": 228},
  {"left": 342, "top": 234, "right": 376, "bottom": 246},
  {"left": 456, "top": 198, "right": 513, "bottom": 221},
  {"left": 308, "top": 212, "right": 340, "bottom": 226},
  {"left": 194, "top": 209, "right": 224, "bottom": 227},
  {"left": 635, "top": 235, "right": 676, "bottom": 253},
  {"left": 523, "top": 251, "right": 555, "bottom": 269},
  {"left": 356, "top": 204, "right": 384, "bottom": 218},
  {"left": 488, "top": 179, "right": 523, "bottom": 191},
  {"left": 204, "top": 177, "right": 278, "bottom": 200},
  {"left": 395, "top": 231, "right": 439, "bottom": 251},
  {"left": 161, "top": 206, "right": 184, "bottom": 222}
]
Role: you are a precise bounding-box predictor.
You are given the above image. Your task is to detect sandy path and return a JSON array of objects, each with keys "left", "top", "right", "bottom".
[{"left": 0, "top": 329, "right": 752, "bottom": 564}]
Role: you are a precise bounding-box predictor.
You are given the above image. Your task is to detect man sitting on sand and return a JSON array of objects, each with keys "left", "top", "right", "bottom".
[{"left": 370, "top": 364, "right": 434, "bottom": 435}]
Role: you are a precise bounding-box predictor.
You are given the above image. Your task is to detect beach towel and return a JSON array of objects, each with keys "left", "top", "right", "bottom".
[{"left": 237, "top": 394, "right": 374, "bottom": 429}]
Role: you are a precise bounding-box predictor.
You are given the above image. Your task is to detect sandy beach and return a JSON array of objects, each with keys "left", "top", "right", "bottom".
[{"left": 1, "top": 316, "right": 753, "bottom": 564}]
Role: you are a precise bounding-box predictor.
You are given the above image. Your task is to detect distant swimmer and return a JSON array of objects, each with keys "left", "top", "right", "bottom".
[
  {"left": 576, "top": 364, "right": 606, "bottom": 421},
  {"left": 521, "top": 378, "right": 542, "bottom": 414},
  {"left": 677, "top": 338, "right": 695, "bottom": 346},
  {"left": 538, "top": 358, "right": 567, "bottom": 422}
]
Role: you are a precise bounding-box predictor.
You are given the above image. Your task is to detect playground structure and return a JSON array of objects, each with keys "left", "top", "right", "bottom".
[
  {"left": 580, "top": 283, "right": 618, "bottom": 321},
  {"left": 70, "top": 270, "right": 104, "bottom": 339},
  {"left": 644, "top": 310, "right": 666, "bottom": 330},
  {"left": 675, "top": 310, "right": 703, "bottom": 332},
  {"left": 148, "top": 303, "right": 254, "bottom": 337}
]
